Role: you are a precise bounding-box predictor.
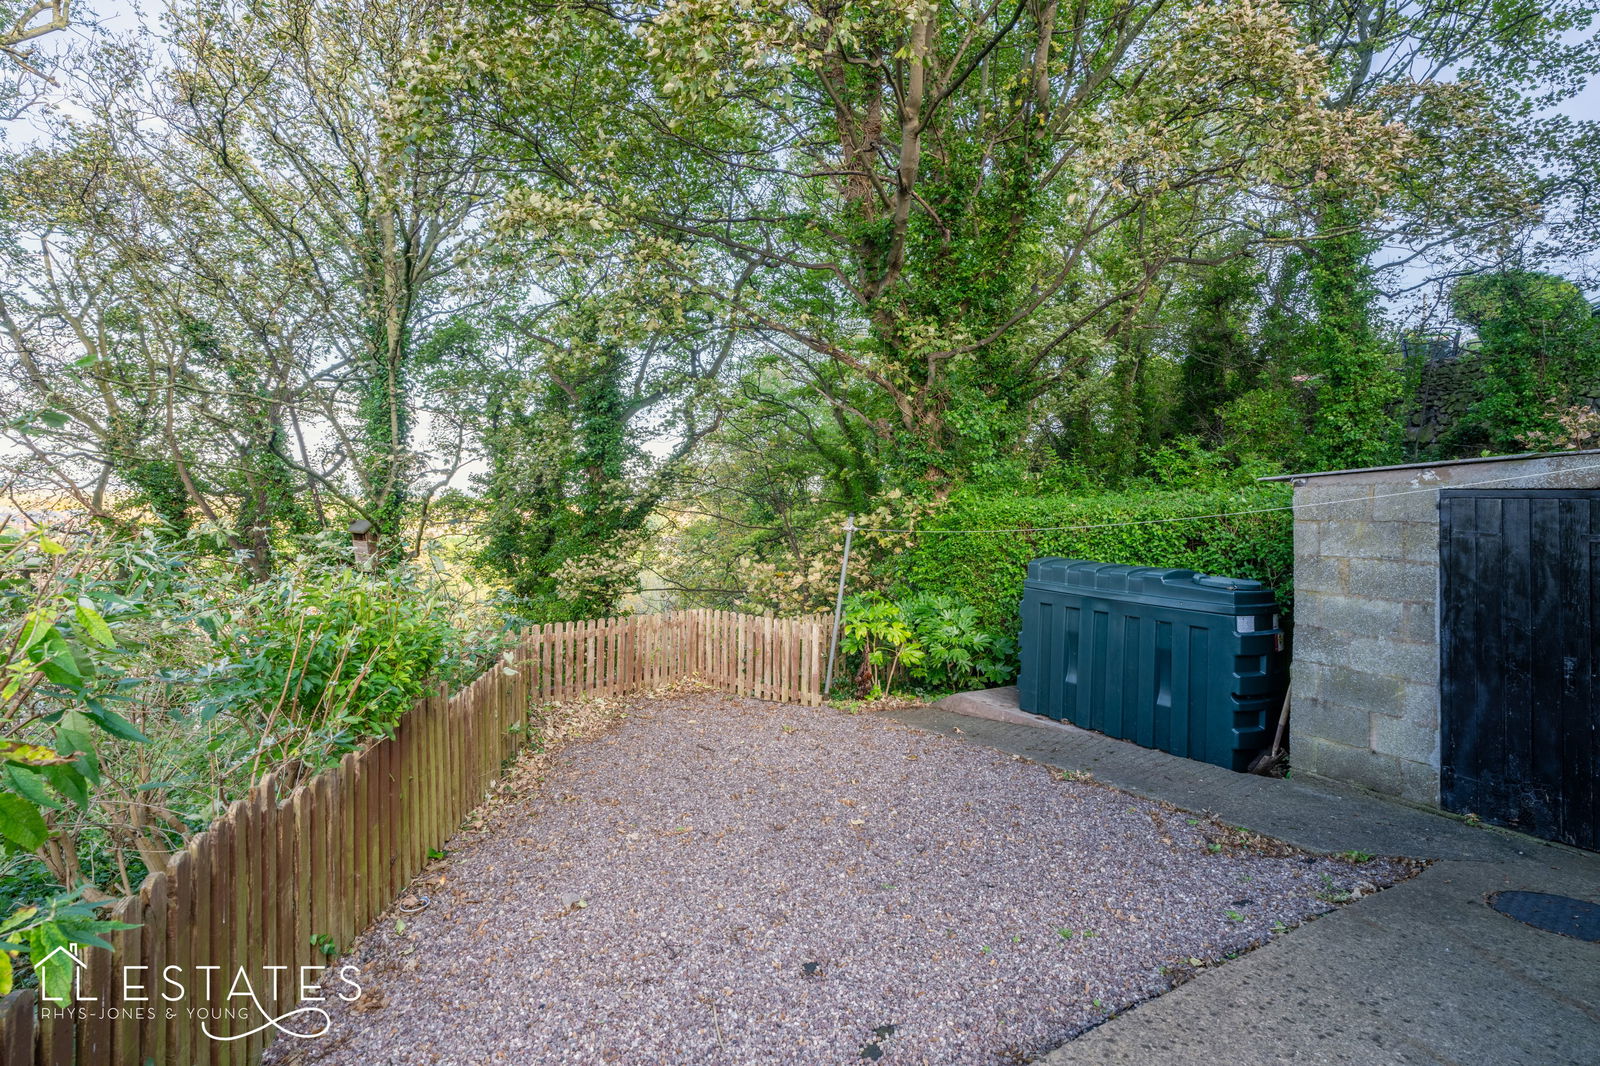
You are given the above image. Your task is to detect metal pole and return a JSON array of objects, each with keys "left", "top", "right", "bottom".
[{"left": 823, "top": 515, "right": 855, "bottom": 695}]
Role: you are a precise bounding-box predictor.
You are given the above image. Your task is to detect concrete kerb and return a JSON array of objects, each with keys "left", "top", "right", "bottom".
[{"left": 908, "top": 689, "right": 1513, "bottom": 861}]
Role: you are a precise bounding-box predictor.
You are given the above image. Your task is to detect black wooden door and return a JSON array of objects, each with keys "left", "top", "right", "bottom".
[{"left": 1439, "top": 489, "right": 1600, "bottom": 849}]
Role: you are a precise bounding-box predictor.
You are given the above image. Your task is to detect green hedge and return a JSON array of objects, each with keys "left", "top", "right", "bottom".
[{"left": 892, "top": 485, "right": 1295, "bottom": 637}]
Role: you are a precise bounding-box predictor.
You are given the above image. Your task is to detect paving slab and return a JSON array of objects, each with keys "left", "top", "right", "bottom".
[{"left": 884, "top": 692, "right": 1600, "bottom": 1066}]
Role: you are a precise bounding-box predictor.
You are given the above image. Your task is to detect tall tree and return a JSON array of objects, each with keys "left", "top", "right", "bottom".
[
  {"left": 0, "top": 138, "right": 325, "bottom": 568},
  {"left": 1277, "top": 1, "right": 1600, "bottom": 467},
  {"left": 1, "top": 0, "right": 502, "bottom": 569},
  {"left": 470, "top": 247, "right": 739, "bottom": 616},
  {"left": 444, "top": 0, "right": 1412, "bottom": 488},
  {"left": 1305, "top": 0, "right": 1600, "bottom": 279},
  {"left": 141, "top": 0, "right": 498, "bottom": 552},
  {"left": 1176, "top": 256, "right": 1266, "bottom": 447}
]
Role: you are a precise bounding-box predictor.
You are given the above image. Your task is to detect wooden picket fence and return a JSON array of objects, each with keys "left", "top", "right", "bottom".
[
  {"left": 523, "top": 609, "right": 829, "bottom": 707},
  {"left": 0, "top": 609, "right": 829, "bottom": 1066}
]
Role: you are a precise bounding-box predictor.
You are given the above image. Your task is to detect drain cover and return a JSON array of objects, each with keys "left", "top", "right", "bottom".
[{"left": 1489, "top": 891, "right": 1600, "bottom": 942}]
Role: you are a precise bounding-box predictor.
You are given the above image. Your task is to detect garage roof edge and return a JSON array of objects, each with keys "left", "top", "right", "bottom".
[{"left": 1257, "top": 448, "right": 1600, "bottom": 483}]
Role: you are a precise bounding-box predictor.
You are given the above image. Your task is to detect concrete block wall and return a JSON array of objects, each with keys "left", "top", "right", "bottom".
[
  {"left": 1284, "top": 450, "right": 1600, "bottom": 805},
  {"left": 1289, "top": 480, "right": 1442, "bottom": 803}
]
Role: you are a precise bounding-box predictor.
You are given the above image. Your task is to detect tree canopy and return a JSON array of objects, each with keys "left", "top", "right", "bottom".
[{"left": 0, "top": 0, "right": 1593, "bottom": 610}]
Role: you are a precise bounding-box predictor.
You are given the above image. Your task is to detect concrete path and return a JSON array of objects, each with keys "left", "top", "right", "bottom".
[{"left": 884, "top": 690, "right": 1600, "bottom": 1066}]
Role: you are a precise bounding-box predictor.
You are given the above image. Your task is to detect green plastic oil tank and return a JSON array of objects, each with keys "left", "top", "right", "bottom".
[{"left": 1018, "top": 559, "right": 1286, "bottom": 771}]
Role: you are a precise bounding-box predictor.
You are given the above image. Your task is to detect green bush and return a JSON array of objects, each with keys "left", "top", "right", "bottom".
[
  {"left": 900, "top": 593, "right": 1017, "bottom": 691},
  {"left": 204, "top": 559, "right": 471, "bottom": 751},
  {"left": 1441, "top": 270, "right": 1600, "bottom": 455},
  {"left": 894, "top": 485, "right": 1294, "bottom": 639},
  {"left": 838, "top": 591, "right": 1020, "bottom": 697},
  {"left": 838, "top": 592, "right": 922, "bottom": 697},
  {"left": 1, "top": 528, "right": 511, "bottom": 945}
]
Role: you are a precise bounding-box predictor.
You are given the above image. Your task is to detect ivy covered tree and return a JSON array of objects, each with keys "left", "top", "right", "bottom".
[
  {"left": 1295, "top": 197, "right": 1407, "bottom": 470},
  {"left": 1443, "top": 270, "right": 1600, "bottom": 453},
  {"left": 1176, "top": 256, "right": 1267, "bottom": 447},
  {"left": 476, "top": 320, "right": 653, "bottom": 617},
  {"left": 469, "top": 249, "right": 738, "bottom": 618},
  {"left": 148, "top": 0, "right": 502, "bottom": 555},
  {"left": 3, "top": 0, "right": 1595, "bottom": 615},
  {"left": 1266, "top": 0, "right": 1600, "bottom": 469},
  {"left": 441, "top": 0, "right": 1412, "bottom": 490}
]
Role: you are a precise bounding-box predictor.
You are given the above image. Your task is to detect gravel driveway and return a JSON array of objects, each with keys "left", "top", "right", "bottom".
[{"left": 268, "top": 692, "right": 1409, "bottom": 1066}]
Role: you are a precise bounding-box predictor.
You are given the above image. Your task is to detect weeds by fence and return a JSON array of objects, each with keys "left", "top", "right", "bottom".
[{"left": 0, "top": 609, "right": 827, "bottom": 1066}]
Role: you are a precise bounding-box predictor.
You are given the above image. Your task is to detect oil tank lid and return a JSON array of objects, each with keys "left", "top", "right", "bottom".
[
  {"left": 1024, "top": 558, "right": 1278, "bottom": 613},
  {"left": 1195, "top": 575, "right": 1263, "bottom": 590}
]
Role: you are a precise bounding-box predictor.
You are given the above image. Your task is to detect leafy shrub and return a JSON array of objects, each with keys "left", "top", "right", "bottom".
[
  {"left": 1138, "top": 437, "right": 1285, "bottom": 491},
  {"left": 1, "top": 529, "right": 153, "bottom": 856},
  {"left": 1442, "top": 270, "right": 1600, "bottom": 454},
  {"left": 203, "top": 557, "right": 476, "bottom": 750},
  {"left": 838, "top": 591, "right": 1017, "bottom": 696},
  {"left": 899, "top": 593, "right": 1017, "bottom": 690},
  {"left": 838, "top": 593, "right": 922, "bottom": 697},
  {"left": 658, "top": 492, "right": 937, "bottom": 617},
  {"left": 3, "top": 527, "right": 508, "bottom": 942},
  {"left": 1, "top": 888, "right": 136, "bottom": 999},
  {"left": 0, "top": 530, "right": 174, "bottom": 995}
]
